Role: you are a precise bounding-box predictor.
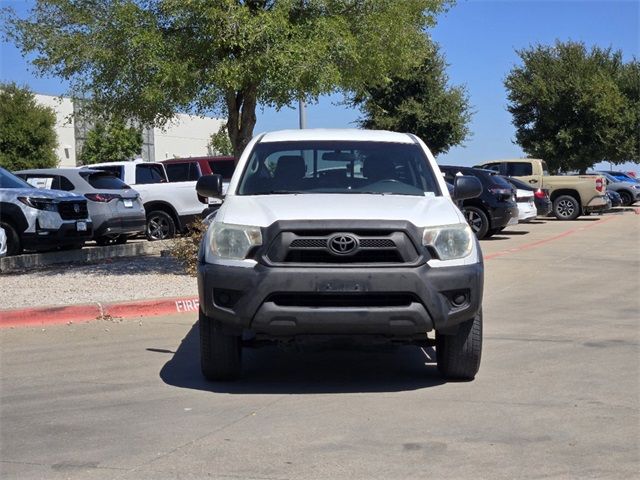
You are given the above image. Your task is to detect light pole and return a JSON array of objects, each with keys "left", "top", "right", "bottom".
[{"left": 298, "top": 98, "right": 307, "bottom": 129}]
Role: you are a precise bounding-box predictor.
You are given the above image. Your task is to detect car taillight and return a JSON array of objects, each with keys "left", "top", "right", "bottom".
[
  {"left": 85, "top": 193, "right": 120, "bottom": 202},
  {"left": 488, "top": 187, "right": 512, "bottom": 196},
  {"left": 595, "top": 178, "right": 604, "bottom": 192},
  {"left": 534, "top": 189, "right": 547, "bottom": 199}
]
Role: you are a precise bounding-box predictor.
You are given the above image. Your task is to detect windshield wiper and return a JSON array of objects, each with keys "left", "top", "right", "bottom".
[{"left": 251, "top": 190, "right": 303, "bottom": 195}]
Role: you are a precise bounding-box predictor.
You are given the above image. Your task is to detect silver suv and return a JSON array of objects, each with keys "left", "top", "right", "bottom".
[{"left": 0, "top": 167, "right": 93, "bottom": 256}]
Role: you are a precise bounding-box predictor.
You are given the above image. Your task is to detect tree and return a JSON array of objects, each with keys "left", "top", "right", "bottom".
[
  {"left": 208, "top": 124, "right": 234, "bottom": 156},
  {"left": 78, "top": 119, "right": 143, "bottom": 165},
  {"left": 0, "top": 83, "right": 58, "bottom": 170},
  {"left": 505, "top": 41, "right": 639, "bottom": 173},
  {"left": 353, "top": 41, "right": 472, "bottom": 156},
  {"left": 5, "top": 0, "right": 452, "bottom": 159}
]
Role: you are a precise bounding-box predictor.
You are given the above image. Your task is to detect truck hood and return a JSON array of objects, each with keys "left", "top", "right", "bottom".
[{"left": 218, "top": 194, "right": 464, "bottom": 227}]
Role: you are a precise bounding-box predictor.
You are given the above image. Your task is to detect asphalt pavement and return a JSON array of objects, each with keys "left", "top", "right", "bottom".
[{"left": 1, "top": 211, "right": 638, "bottom": 479}]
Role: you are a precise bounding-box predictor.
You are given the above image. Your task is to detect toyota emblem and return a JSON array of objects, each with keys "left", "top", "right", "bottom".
[
  {"left": 328, "top": 234, "right": 358, "bottom": 255},
  {"left": 73, "top": 204, "right": 80, "bottom": 213}
]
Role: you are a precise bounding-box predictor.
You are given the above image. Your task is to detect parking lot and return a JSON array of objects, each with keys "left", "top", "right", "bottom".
[{"left": 1, "top": 211, "right": 638, "bottom": 479}]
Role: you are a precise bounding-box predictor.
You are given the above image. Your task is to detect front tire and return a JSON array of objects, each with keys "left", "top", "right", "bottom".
[
  {"left": 553, "top": 195, "right": 580, "bottom": 220},
  {"left": 199, "top": 310, "right": 242, "bottom": 381},
  {"left": 0, "top": 221, "right": 22, "bottom": 256},
  {"left": 146, "top": 210, "right": 176, "bottom": 241},
  {"left": 436, "top": 310, "right": 483, "bottom": 380},
  {"left": 618, "top": 190, "right": 633, "bottom": 206},
  {"left": 462, "top": 206, "right": 489, "bottom": 239}
]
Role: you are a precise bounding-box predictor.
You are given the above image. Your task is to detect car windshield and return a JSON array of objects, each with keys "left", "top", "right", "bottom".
[
  {"left": 0, "top": 167, "right": 33, "bottom": 189},
  {"left": 237, "top": 141, "right": 440, "bottom": 196},
  {"left": 507, "top": 177, "right": 534, "bottom": 190}
]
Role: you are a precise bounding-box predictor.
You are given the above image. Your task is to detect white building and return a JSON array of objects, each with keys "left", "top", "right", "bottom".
[{"left": 35, "top": 94, "right": 226, "bottom": 167}]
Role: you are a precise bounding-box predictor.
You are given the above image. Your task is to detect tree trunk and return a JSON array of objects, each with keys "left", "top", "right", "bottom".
[{"left": 225, "top": 86, "right": 258, "bottom": 161}]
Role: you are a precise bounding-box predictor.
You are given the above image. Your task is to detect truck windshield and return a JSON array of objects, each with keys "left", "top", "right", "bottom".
[{"left": 237, "top": 141, "right": 440, "bottom": 196}]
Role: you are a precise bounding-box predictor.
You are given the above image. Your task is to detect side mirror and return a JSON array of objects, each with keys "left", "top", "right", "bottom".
[
  {"left": 196, "top": 174, "right": 223, "bottom": 199},
  {"left": 452, "top": 175, "right": 482, "bottom": 201}
]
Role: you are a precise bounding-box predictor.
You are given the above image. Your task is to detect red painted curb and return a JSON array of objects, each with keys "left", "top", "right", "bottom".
[{"left": 0, "top": 296, "right": 199, "bottom": 329}]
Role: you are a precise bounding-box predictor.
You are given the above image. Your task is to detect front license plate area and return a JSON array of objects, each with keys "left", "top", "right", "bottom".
[
  {"left": 76, "top": 221, "right": 87, "bottom": 232},
  {"left": 317, "top": 281, "right": 365, "bottom": 293}
]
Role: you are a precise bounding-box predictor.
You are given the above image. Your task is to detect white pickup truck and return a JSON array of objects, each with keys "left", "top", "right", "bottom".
[{"left": 86, "top": 160, "right": 208, "bottom": 240}]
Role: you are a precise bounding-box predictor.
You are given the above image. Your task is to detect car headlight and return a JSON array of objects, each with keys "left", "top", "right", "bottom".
[
  {"left": 207, "top": 222, "right": 262, "bottom": 260},
  {"left": 632, "top": 185, "right": 640, "bottom": 189},
  {"left": 422, "top": 224, "right": 473, "bottom": 260},
  {"left": 17, "top": 196, "right": 58, "bottom": 212}
]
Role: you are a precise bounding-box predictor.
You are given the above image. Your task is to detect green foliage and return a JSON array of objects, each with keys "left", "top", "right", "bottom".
[
  {"left": 5, "top": 0, "right": 453, "bottom": 158},
  {"left": 0, "top": 83, "right": 58, "bottom": 170},
  {"left": 505, "top": 41, "right": 639, "bottom": 173},
  {"left": 353, "top": 41, "right": 472, "bottom": 156},
  {"left": 208, "top": 124, "right": 233, "bottom": 156},
  {"left": 78, "top": 119, "right": 143, "bottom": 165}
]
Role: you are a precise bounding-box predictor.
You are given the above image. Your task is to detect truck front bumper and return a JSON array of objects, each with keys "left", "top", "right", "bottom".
[{"left": 198, "top": 261, "right": 483, "bottom": 338}]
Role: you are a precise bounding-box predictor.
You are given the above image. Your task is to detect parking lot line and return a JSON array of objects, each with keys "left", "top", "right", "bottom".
[{"left": 484, "top": 215, "right": 621, "bottom": 261}]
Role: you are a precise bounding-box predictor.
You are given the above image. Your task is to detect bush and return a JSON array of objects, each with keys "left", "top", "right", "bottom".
[{"left": 169, "top": 218, "right": 207, "bottom": 276}]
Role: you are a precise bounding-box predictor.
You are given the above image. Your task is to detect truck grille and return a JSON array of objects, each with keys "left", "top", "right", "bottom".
[
  {"left": 58, "top": 201, "right": 88, "bottom": 220},
  {"left": 265, "top": 230, "right": 419, "bottom": 265}
]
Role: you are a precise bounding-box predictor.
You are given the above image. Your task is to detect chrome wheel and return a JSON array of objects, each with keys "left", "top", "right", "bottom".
[
  {"left": 146, "top": 211, "right": 176, "bottom": 241},
  {"left": 465, "top": 210, "right": 482, "bottom": 233}
]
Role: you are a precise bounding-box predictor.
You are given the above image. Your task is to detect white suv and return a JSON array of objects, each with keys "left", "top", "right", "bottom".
[
  {"left": 0, "top": 167, "right": 92, "bottom": 255},
  {"left": 195, "top": 129, "right": 485, "bottom": 381}
]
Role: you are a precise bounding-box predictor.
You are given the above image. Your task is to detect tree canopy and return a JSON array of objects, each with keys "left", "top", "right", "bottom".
[
  {"left": 5, "top": 0, "right": 452, "bottom": 158},
  {"left": 505, "top": 41, "right": 639, "bottom": 173},
  {"left": 0, "top": 83, "right": 58, "bottom": 171},
  {"left": 352, "top": 41, "right": 471, "bottom": 156},
  {"left": 78, "top": 119, "right": 143, "bottom": 165}
]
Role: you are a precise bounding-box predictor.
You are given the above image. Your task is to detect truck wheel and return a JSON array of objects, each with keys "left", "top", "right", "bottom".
[
  {"left": 146, "top": 210, "right": 176, "bottom": 240},
  {"left": 0, "top": 221, "right": 22, "bottom": 256},
  {"left": 618, "top": 191, "right": 633, "bottom": 206},
  {"left": 462, "top": 206, "right": 489, "bottom": 239},
  {"left": 436, "top": 310, "right": 482, "bottom": 380},
  {"left": 199, "top": 310, "right": 242, "bottom": 381},
  {"left": 553, "top": 195, "right": 580, "bottom": 220}
]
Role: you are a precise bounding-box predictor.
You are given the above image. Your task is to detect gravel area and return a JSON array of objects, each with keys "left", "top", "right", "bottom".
[{"left": 0, "top": 255, "right": 196, "bottom": 310}]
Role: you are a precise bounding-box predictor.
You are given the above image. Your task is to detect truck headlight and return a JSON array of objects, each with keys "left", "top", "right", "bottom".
[
  {"left": 422, "top": 224, "right": 473, "bottom": 260},
  {"left": 208, "top": 222, "right": 262, "bottom": 260}
]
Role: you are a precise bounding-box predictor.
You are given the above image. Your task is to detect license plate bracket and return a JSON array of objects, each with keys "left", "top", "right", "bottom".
[
  {"left": 123, "top": 199, "right": 133, "bottom": 208},
  {"left": 317, "top": 281, "right": 365, "bottom": 293},
  {"left": 76, "top": 221, "right": 87, "bottom": 232}
]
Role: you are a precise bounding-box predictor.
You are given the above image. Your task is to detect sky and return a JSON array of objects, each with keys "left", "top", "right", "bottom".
[{"left": 1, "top": 0, "right": 639, "bottom": 170}]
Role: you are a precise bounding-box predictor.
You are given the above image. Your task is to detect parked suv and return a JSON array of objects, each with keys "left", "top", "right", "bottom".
[
  {"left": 439, "top": 166, "right": 518, "bottom": 239},
  {"left": 16, "top": 168, "right": 146, "bottom": 245},
  {"left": 0, "top": 167, "right": 92, "bottom": 256},
  {"left": 196, "top": 129, "right": 485, "bottom": 381},
  {"left": 86, "top": 160, "right": 209, "bottom": 240}
]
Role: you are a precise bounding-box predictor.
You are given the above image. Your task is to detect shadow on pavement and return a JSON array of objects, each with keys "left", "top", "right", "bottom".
[
  {"left": 158, "top": 322, "right": 446, "bottom": 394},
  {"left": 500, "top": 230, "right": 530, "bottom": 235}
]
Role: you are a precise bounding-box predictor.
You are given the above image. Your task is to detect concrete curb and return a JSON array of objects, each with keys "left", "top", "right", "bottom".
[
  {"left": 0, "top": 295, "right": 199, "bottom": 328},
  {"left": 0, "top": 239, "right": 172, "bottom": 274}
]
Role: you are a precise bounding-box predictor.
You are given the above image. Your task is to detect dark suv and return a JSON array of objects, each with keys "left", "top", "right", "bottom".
[{"left": 440, "top": 166, "right": 518, "bottom": 239}]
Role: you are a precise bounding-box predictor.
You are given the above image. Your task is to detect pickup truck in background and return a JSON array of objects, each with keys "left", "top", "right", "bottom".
[
  {"left": 474, "top": 159, "right": 608, "bottom": 220},
  {"left": 160, "top": 156, "right": 236, "bottom": 208},
  {"left": 85, "top": 160, "right": 208, "bottom": 240}
]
